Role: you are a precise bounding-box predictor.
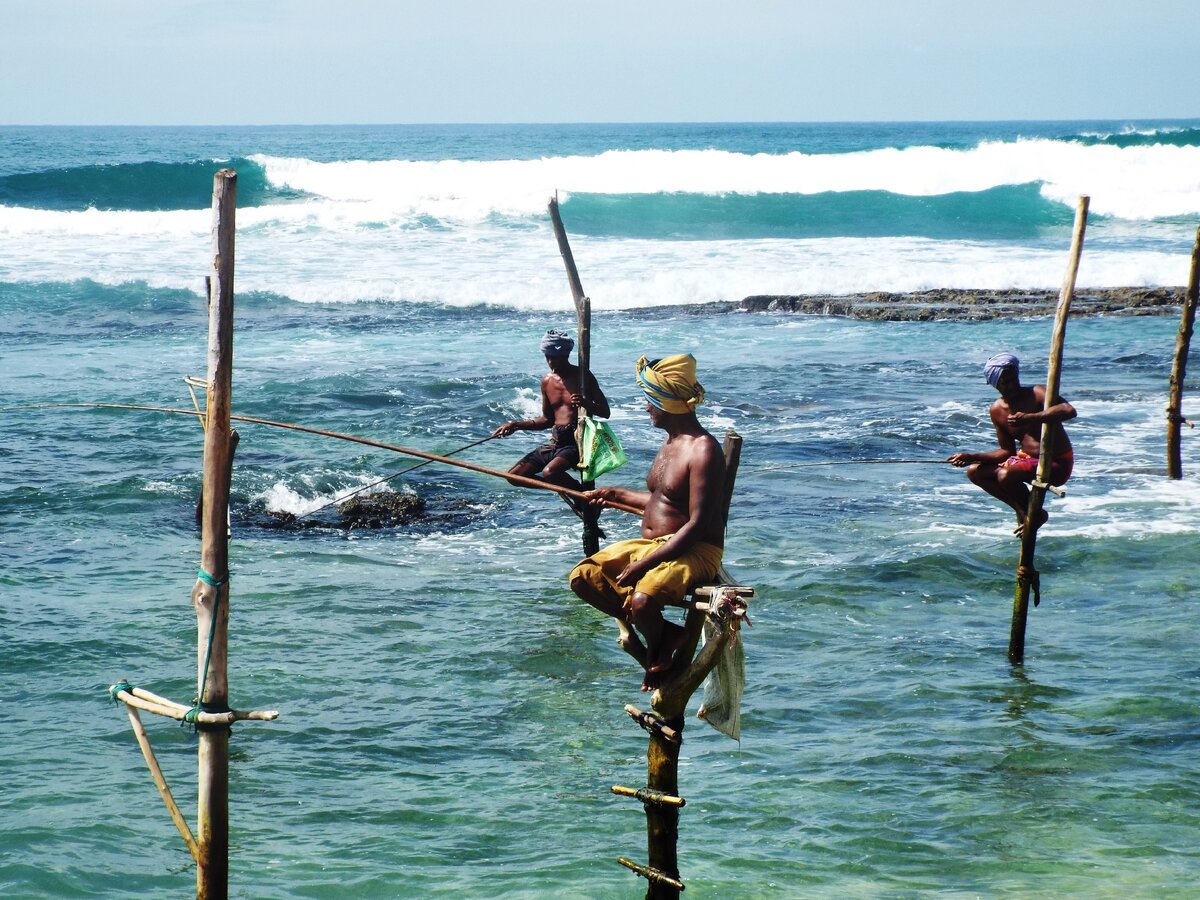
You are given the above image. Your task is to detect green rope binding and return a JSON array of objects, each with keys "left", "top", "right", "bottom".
[
  {"left": 190, "top": 568, "right": 232, "bottom": 731},
  {"left": 109, "top": 679, "right": 134, "bottom": 704}
]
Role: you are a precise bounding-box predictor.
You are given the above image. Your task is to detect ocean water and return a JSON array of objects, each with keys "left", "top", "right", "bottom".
[{"left": 1, "top": 122, "right": 1199, "bottom": 898}]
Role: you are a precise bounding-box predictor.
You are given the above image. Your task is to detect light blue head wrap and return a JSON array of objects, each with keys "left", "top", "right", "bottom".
[
  {"left": 984, "top": 352, "right": 1019, "bottom": 387},
  {"left": 540, "top": 329, "right": 574, "bottom": 357}
]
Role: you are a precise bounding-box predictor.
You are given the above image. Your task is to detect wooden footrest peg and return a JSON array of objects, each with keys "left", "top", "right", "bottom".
[
  {"left": 674, "top": 583, "right": 754, "bottom": 611},
  {"left": 611, "top": 785, "right": 686, "bottom": 808},
  {"left": 624, "top": 704, "right": 680, "bottom": 745},
  {"left": 693, "top": 584, "right": 754, "bottom": 599},
  {"left": 617, "top": 857, "right": 685, "bottom": 891},
  {"left": 1031, "top": 479, "right": 1066, "bottom": 498}
]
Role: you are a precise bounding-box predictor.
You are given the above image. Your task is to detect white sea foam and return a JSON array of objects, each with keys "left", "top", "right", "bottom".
[
  {"left": 254, "top": 475, "right": 400, "bottom": 516},
  {"left": 0, "top": 224, "right": 1188, "bottom": 309},
  {"left": 2, "top": 138, "right": 1197, "bottom": 308}
]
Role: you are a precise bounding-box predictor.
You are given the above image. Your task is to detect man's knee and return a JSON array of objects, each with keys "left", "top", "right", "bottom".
[
  {"left": 569, "top": 561, "right": 598, "bottom": 598},
  {"left": 995, "top": 466, "right": 1026, "bottom": 487},
  {"left": 628, "top": 591, "right": 660, "bottom": 622}
]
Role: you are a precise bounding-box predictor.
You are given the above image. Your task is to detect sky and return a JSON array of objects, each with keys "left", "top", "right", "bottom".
[{"left": 2, "top": 1, "right": 1197, "bottom": 125}]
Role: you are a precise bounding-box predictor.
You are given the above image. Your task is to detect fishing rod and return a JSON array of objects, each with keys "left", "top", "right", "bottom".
[
  {"left": 13, "top": 403, "right": 644, "bottom": 516},
  {"left": 298, "top": 433, "right": 497, "bottom": 520},
  {"left": 752, "top": 458, "right": 947, "bottom": 472}
]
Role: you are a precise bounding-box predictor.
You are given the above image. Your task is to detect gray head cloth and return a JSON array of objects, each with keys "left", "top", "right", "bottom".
[
  {"left": 984, "top": 352, "right": 1019, "bottom": 387},
  {"left": 540, "top": 329, "right": 574, "bottom": 357}
]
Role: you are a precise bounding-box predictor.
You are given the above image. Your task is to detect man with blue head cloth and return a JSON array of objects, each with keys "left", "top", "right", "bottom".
[
  {"left": 492, "top": 329, "right": 610, "bottom": 498},
  {"left": 570, "top": 354, "right": 726, "bottom": 691},
  {"left": 947, "top": 352, "right": 1077, "bottom": 535}
]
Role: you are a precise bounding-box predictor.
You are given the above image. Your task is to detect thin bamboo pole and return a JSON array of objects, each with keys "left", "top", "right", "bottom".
[
  {"left": 548, "top": 196, "right": 602, "bottom": 554},
  {"left": 125, "top": 704, "right": 201, "bottom": 864},
  {"left": 1166, "top": 226, "right": 1200, "bottom": 479},
  {"left": 1009, "top": 195, "right": 1088, "bottom": 665},
  {"left": 194, "top": 168, "right": 237, "bottom": 899}
]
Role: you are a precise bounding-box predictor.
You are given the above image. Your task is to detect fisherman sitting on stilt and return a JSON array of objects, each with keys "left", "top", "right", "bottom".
[
  {"left": 946, "top": 352, "right": 1077, "bottom": 536},
  {"left": 570, "top": 354, "right": 725, "bottom": 690},
  {"left": 492, "top": 329, "right": 610, "bottom": 515}
]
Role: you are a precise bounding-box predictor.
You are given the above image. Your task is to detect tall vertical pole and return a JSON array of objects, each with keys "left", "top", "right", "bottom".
[
  {"left": 639, "top": 432, "right": 742, "bottom": 899},
  {"left": 1009, "top": 196, "right": 1087, "bottom": 665},
  {"left": 548, "top": 196, "right": 601, "bottom": 554},
  {"left": 194, "top": 169, "right": 237, "bottom": 898},
  {"left": 1166, "top": 227, "right": 1200, "bottom": 479}
]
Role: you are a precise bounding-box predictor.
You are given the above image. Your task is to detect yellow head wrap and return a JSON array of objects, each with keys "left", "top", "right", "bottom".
[{"left": 636, "top": 354, "right": 705, "bottom": 414}]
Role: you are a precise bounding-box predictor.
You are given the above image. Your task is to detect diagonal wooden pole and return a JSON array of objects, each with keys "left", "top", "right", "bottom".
[
  {"left": 1166, "top": 226, "right": 1200, "bottom": 479},
  {"left": 549, "top": 195, "right": 602, "bottom": 554},
  {"left": 1009, "top": 195, "right": 1088, "bottom": 665},
  {"left": 194, "top": 168, "right": 237, "bottom": 899}
]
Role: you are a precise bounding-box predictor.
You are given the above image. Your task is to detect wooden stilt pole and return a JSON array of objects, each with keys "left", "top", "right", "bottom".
[
  {"left": 1166, "top": 226, "right": 1200, "bottom": 479},
  {"left": 1009, "top": 196, "right": 1088, "bottom": 665},
  {"left": 194, "top": 168, "right": 237, "bottom": 899},
  {"left": 620, "top": 432, "right": 745, "bottom": 899},
  {"left": 548, "top": 195, "right": 602, "bottom": 555}
]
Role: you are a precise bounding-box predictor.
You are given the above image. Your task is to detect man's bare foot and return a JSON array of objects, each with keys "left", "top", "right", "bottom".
[
  {"left": 1014, "top": 508, "right": 1049, "bottom": 537},
  {"left": 641, "top": 621, "right": 688, "bottom": 691},
  {"left": 617, "top": 620, "right": 648, "bottom": 667}
]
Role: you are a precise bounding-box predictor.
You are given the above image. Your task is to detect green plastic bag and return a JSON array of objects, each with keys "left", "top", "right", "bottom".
[{"left": 575, "top": 414, "right": 627, "bottom": 481}]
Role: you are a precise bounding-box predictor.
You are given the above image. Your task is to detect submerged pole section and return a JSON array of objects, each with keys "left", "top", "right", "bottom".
[
  {"left": 1009, "top": 195, "right": 1087, "bottom": 665},
  {"left": 1166, "top": 227, "right": 1200, "bottom": 479},
  {"left": 549, "top": 195, "right": 602, "bottom": 555},
  {"left": 194, "top": 168, "right": 237, "bottom": 898}
]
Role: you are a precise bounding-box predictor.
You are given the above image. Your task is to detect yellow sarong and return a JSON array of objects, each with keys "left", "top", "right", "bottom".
[{"left": 569, "top": 536, "right": 723, "bottom": 607}]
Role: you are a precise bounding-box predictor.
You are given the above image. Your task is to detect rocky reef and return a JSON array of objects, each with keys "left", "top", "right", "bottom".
[{"left": 735, "top": 286, "right": 1184, "bottom": 321}]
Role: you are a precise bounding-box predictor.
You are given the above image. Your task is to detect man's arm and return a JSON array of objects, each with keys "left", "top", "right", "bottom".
[
  {"left": 568, "top": 372, "right": 611, "bottom": 419},
  {"left": 584, "top": 373, "right": 611, "bottom": 419},
  {"left": 946, "top": 402, "right": 1017, "bottom": 467},
  {"left": 584, "top": 485, "right": 650, "bottom": 512},
  {"left": 491, "top": 378, "right": 554, "bottom": 438},
  {"left": 1006, "top": 387, "right": 1076, "bottom": 428}
]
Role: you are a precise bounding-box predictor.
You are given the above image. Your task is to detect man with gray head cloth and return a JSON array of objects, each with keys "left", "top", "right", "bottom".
[
  {"left": 947, "top": 352, "right": 1076, "bottom": 535},
  {"left": 492, "top": 329, "right": 610, "bottom": 498}
]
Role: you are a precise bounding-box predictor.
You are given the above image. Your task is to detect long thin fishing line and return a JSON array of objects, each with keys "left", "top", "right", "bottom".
[
  {"left": 749, "top": 458, "right": 946, "bottom": 473},
  {"left": 5, "top": 402, "right": 643, "bottom": 515},
  {"left": 299, "top": 433, "right": 497, "bottom": 520}
]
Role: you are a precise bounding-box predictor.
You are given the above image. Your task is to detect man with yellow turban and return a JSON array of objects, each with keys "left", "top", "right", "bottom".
[{"left": 569, "top": 354, "right": 725, "bottom": 690}]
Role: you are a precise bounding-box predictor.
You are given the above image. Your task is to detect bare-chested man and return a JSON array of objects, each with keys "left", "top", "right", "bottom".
[
  {"left": 569, "top": 354, "right": 725, "bottom": 690},
  {"left": 947, "top": 352, "right": 1076, "bottom": 535},
  {"left": 492, "top": 329, "right": 610, "bottom": 496}
]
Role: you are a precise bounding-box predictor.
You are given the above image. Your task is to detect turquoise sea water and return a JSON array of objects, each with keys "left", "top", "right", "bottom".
[{"left": 2, "top": 122, "right": 1199, "bottom": 897}]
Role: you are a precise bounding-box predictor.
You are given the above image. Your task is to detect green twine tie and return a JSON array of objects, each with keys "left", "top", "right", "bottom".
[
  {"left": 195, "top": 567, "right": 228, "bottom": 708},
  {"left": 109, "top": 680, "right": 134, "bottom": 704}
]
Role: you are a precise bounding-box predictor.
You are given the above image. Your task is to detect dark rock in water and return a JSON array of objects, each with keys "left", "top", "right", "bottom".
[
  {"left": 252, "top": 490, "right": 427, "bottom": 531},
  {"left": 737, "top": 287, "right": 1186, "bottom": 321},
  {"left": 336, "top": 491, "right": 426, "bottom": 529},
  {"left": 260, "top": 510, "right": 327, "bottom": 530}
]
